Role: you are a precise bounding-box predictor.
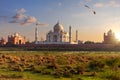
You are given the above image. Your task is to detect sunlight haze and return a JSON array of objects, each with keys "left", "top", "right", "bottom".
[{"left": 0, "top": 0, "right": 120, "bottom": 42}]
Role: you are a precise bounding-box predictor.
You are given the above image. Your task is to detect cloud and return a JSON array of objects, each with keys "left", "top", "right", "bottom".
[
  {"left": 36, "top": 22, "right": 49, "bottom": 27},
  {"left": 86, "top": 0, "right": 92, "bottom": 2},
  {"left": 94, "top": 3, "right": 104, "bottom": 8},
  {"left": 9, "top": 20, "right": 21, "bottom": 23},
  {"left": 13, "top": 8, "right": 26, "bottom": 20},
  {"left": 9, "top": 8, "right": 48, "bottom": 26},
  {"left": 10, "top": 8, "right": 37, "bottom": 26},
  {"left": 94, "top": 1, "right": 120, "bottom": 8},
  {"left": 17, "top": 8, "right": 26, "bottom": 14},
  {"left": 108, "top": 1, "right": 120, "bottom": 7},
  {"left": 13, "top": 13, "right": 25, "bottom": 20},
  {"left": 21, "top": 16, "right": 37, "bottom": 26},
  {"left": 9, "top": 8, "right": 27, "bottom": 24},
  {"left": 58, "top": 2, "right": 62, "bottom": 6},
  {"left": 0, "top": 9, "right": 26, "bottom": 24}
]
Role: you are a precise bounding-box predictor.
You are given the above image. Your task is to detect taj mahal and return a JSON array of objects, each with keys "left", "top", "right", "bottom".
[
  {"left": 35, "top": 22, "right": 78, "bottom": 44},
  {"left": 46, "top": 22, "right": 69, "bottom": 43}
]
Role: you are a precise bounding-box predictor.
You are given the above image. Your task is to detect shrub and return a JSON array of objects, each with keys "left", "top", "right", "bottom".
[
  {"left": 106, "top": 73, "right": 120, "bottom": 80},
  {"left": 56, "top": 57, "right": 67, "bottom": 65},
  {"left": 0, "top": 74, "right": 23, "bottom": 79},
  {"left": 75, "top": 66, "right": 86, "bottom": 74},
  {"left": 106, "top": 58, "right": 120, "bottom": 67},
  {"left": 101, "top": 70, "right": 120, "bottom": 80},
  {"left": 90, "top": 71, "right": 98, "bottom": 76},
  {"left": 54, "top": 69, "right": 64, "bottom": 78},
  {"left": 46, "top": 62, "right": 59, "bottom": 69},
  {"left": 33, "top": 66, "right": 46, "bottom": 73},
  {"left": 77, "top": 77, "right": 83, "bottom": 80},
  {"left": 41, "top": 69, "right": 53, "bottom": 75},
  {"left": 63, "top": 70, "right": 73, "bottom": 78},
  {"left": 88, "top": 60, "right": 105, "bottom": 71}
]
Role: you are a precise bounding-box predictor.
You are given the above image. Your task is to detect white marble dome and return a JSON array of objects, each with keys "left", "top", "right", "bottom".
[
  {"left": 54, "top": 22, "right": 64, "bottom": 32},
  {"left": 46, "top": 22, "right": 69, "bottom": 43}
]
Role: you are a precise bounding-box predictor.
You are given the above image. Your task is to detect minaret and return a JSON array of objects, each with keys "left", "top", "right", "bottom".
[
  {"left": 76, "top": 30, "right": 78, "bottom": 43},
  {"left": 35, "top": 26, "right": 38, "bottom": 44},
  {"left": 69, "top": 26, "right": 72, "bottom": 43}
]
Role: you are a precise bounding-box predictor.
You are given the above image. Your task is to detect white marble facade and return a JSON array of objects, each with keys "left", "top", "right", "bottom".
[{"left": 46, "top": 22, "right": 69, "bottom": 44}]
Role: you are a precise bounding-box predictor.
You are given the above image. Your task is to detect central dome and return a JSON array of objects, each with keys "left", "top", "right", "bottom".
[{"left": 54, "top": 22, "right": 64, "bottom": 32}]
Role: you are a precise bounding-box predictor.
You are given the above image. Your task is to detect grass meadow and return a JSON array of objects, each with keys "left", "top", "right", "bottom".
[{"left": 0, "top": 51, "right": 120, "bottom": 80}]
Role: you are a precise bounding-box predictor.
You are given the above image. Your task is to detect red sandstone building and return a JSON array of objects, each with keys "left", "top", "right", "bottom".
[
  {"left": 8, "top": 33, "right": 26, "bottom": 45},
  {"left": 0, "top": 38, "right": 6, "bottom": 45}
]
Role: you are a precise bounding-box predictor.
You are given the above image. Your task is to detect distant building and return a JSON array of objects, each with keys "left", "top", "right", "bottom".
[
  {"left": 8, "top": 33, "right": 26, "bottom": 45},
  {"left": 46, "top": 22, "right": 70, "bottom": 44},
  {"left": 34, "top": 21, "right": 78, "bottom": 44},
  {"left": 0, "top": 38, "right": 6, "bottom": 45},
  {"left": 78, "top": 40, "right": 83, "bottom": 44},
  {"left": 103, "top": 29, "right": 118, "bottom": 44}
]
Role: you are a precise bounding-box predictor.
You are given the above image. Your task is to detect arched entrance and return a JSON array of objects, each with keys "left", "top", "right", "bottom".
[
  {"left": 53, "top": 35, "right": 57, "bottom": 42},
  {"left": 19, "top": 40, "right": 22, "bottom": 44}
]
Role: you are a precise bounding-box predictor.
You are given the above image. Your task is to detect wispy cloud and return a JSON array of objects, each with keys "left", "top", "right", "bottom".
[
  {"left": 108, "top": 1, "right": 120, "bottom": 7},
  {"left": 13, "top": 8, "right": 26, "bottom": 20},
  {"left": 9, "top": 8, "right": 48, "bottom": 27},
  {"left": 94, "top": 3, "right": 104, "bottom": 8},
  {"left": 10, "top": 8, "right": 37, "bottom": 26},
  {"left": 10, "top": 8, "right": 26, "bottom": 24},
  {"left": 36, "top": 22, "right": 49, "bottom": 27},
  {"left": 17, "top": 8, "right": 26, "bottom": 14},
  {"left": 86, "top": 0, "right": 92, "bottom": 2},
  {"left": 21, "top": 16, "right": 37, "bottom": 26},
  {"left": 58, "top": 2, "right": 62, "bottom": 6},
  {"left": 94, "top": 1, "right": 120, "bottom": 8},
  {"left": 79, "top": 0, "right": 92, "bottom": 7},
  {"left": 9, "top": 20, "right": 21, "bottom": 23},
  {"left": 13, "top": 13, "right": 25, "bottom": 20}
]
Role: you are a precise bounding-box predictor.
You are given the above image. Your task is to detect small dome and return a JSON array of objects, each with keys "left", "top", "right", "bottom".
[
  {"left": 107, "top": 29, "right": 113, "bottom": 35},
  {"left": 14, "top": 33, "right": 19, "bottom": 36},
  {"left": 54, "top": 22, "right": 64, "bottom": 32}
]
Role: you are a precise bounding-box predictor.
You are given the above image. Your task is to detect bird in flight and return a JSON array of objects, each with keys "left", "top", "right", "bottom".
[{"left": 84, "top": 5, "right": 96, "bottom": 15}]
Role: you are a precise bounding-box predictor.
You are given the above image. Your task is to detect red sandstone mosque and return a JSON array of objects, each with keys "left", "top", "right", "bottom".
[{"left": 8, "top": 33, "right": 26, "bottom": 45}]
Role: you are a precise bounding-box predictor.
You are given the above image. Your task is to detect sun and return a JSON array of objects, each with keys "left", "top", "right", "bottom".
[{"left": 115, "top": 32, "right": 120, "bottom": 41}]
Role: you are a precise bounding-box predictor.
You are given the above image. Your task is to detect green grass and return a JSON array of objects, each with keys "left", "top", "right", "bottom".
[{"left": 0, "top": 51, "right": 120, "bottom": 80}]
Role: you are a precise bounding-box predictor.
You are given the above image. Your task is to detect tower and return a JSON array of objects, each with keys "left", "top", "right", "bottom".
[
  {"left": 69, "top": 26, "right": 72, "bottom": 43},
  {"left": 35, "top": 26, "right": 38, "bottom": 43},
  {"left": 76, "top": 30, "right": 78, "bottom": 43}
]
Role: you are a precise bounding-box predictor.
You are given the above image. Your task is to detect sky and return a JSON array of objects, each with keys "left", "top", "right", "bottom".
[{"left": 0, "top": 0, "right": 120, "bottom": 42}]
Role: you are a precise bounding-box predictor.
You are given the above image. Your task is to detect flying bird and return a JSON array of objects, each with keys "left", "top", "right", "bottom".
[
  {"left": 84, "top": 5, "right": 90, "bottom": 9},
  {"left": 84, "top": 5, "right": 96, "bottom": 15}
]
